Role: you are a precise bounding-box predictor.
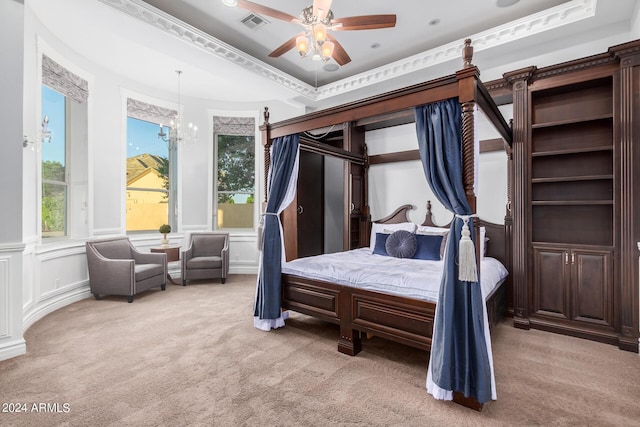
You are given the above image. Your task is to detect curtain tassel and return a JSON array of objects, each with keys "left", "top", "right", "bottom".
[{"left": 457, "top": 215, "right": 478, "bottom": 282}]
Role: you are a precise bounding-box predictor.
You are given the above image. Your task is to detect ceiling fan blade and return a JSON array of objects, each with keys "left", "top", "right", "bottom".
[
  {"left": 268, "top": 32, "right": 305, "bottom": 58},
  {"left": 326, "top": 33, "right": 351, "bottom": 66},
  {"left": 236, "top": 0, "right": 298, "bottom": 23},
  {"left": 313, "top": 0, "right": 333, "bottom": 20},
  {"left": 332, "top": 15, "right": 397, "bottom": 31}
]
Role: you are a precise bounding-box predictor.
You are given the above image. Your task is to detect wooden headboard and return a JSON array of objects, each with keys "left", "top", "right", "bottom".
[{"left": 375, "top": 201, "right": 509, "bottom": 270}]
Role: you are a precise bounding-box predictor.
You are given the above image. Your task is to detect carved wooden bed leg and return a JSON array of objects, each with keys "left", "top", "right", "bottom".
[
  {"left": 452, "top": 392, "right": 484, "bottom": 411},
  {"left": 338, "top": 326, "right": 361, "bottom": 356}
]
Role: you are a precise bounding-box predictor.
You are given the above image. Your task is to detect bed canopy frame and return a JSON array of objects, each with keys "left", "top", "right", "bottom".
[
  {"left": 260, "top": 39, "right": 512, "bottom": 210},
  {"left": 258, "top": 39, "right": 514, "bottom": 411}
]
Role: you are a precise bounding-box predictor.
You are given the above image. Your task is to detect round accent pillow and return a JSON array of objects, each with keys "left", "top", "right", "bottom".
[{"left": 385, "top": 230, "right": 417, "bottom": 258}]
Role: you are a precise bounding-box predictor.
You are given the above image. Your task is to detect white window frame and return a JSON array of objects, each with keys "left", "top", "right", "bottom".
[
  {"left": 209, "top": 109, "right": 261, "bottom": 232},
  {"left": 36, "top": 41, "right": 92, "bottom": 242},
  {"left": 121, "top": 90, "right": 181, "bottom": 234}
]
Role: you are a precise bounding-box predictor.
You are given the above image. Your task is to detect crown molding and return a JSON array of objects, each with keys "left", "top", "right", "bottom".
[
  {"left": 96, "top": 0, "right": 317, "bottom": 97},
  {"left": 98, "top": 0, "right": 597, "bottom": 102}
]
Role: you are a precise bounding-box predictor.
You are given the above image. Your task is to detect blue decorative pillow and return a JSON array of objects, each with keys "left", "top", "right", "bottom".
[
  {"left": 385, "top": 230, "right": 417, "bottom": 259},
  {"left": 413, "top": 234, "right": 444, "bottom": 260},
  {"left": 373, "top": 232, "right": 390, "bottom": 256}
]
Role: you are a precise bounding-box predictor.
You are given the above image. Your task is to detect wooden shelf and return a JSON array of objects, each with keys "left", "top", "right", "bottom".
[
  {"left": 532, "top": 113, "right": 613, "bottom": 129},
  {"left": 532, "top": 145, "right": 613, "bottom": 157},
  {"left": 531, "top": 241, "right": 614, "bottom": 249},
  {"left": 532, "top": 200, "right": 613, "bottom": 206},
  {"left": 531, "top": 175, "right": 613, "bottom": 184}
]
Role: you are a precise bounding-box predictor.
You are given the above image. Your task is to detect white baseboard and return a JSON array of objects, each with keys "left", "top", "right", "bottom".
[
  {"left": 0, "top": 338, "right": 27, "bottom": 362},
  {"left": 23, "top": 286, "right": 92, "bottom": 331},
  {"left": 229, "top": 266, "right": 258, "bottom": 275}
]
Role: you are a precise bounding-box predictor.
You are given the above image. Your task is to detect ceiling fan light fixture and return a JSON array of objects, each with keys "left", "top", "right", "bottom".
[
  {"left": 296, "top": 35, "right": 309, "bottom": 57},
  {"left": 313, "top": 23, "right": 327, "bottom": 43},
  {"left": 321, "top": 40, "right": 335, "bottom": 62},
  {"left": 253, "top": 1, "right": 396, "bottom": 69}
]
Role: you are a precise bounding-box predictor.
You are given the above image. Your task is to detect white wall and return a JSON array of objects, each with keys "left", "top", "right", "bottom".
[
  {"left": 0, "top": 0, "right": 27, "bottom": 361},
  {"left": 0, "top": 1, "right": 305, "bottom": 361},
  {"left": 366, "top": 119, "right": 510, "bottom": 227}
]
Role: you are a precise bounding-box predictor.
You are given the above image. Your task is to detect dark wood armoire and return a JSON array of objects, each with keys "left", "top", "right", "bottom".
[
  {"left": 276, "top": 121, "right": 368, "bottom": 262},
  {"left": 507, "top": 39, "right": 640, "bottom": 352}
]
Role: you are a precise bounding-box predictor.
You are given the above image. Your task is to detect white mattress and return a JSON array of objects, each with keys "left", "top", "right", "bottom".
[{"left": 282, "top": 248, "right": 508, "bottom": 303}]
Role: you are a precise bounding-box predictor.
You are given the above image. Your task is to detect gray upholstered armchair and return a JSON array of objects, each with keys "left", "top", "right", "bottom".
[
  {"left": 181, "top": 232, "right": 229, "bottom": 286},
  {"left": 86, "top": 237, "right": 167, "bottom": 303}
]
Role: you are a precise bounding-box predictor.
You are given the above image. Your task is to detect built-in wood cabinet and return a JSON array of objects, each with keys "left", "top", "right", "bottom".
[
  {"left": 532, "top": 245, "right": 614, "bottom": 331},
  {"left": 527, "top": 75, "right": 617, "bottom": 344},
  {"left": 508, "top": 39, "right": 640, "bottom": 352}
]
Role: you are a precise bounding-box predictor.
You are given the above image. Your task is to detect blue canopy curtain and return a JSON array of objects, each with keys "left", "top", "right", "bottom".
[
  {"left": 414, "top": 98, "right": 496, "bottom": 403},
  {"left": 254, "top": 134, "right": 300, "bottom": 331}
]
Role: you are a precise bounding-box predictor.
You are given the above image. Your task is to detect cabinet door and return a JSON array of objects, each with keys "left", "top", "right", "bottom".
[
  {"left": 532, "top": 246, "right": 570, "bottom": 319},
  {"left": 571, "top": 249, "right": 613, "bottom": 327},
  {"left": 297, "top": 151, "right": 324, "bottom": 258}
]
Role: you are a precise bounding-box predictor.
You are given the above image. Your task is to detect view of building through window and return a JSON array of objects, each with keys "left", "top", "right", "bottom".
[
  {"left": 41, "top": 85, "right": 67, "bottom": 238},
  {"left": 126, "top": 117, "right": 171, "bottom": 231},
  {"left": 216, "top": 134, "right": 255, "bottom": 229}
]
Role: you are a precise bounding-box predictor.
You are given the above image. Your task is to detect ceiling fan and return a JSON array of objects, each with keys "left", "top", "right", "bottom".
[{"left": 234, "top": 0, "right": 397, "bottom": 66}]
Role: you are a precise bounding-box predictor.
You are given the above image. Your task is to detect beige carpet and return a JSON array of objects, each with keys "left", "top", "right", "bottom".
[{"left": 1, "top": 274, "right": 639, "bottom": 426}]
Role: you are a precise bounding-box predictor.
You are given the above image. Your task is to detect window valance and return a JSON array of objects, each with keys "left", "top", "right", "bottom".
[
  {"left": 213, "top": 116, "right": 255, "bottom": 136},
  {"left": 42, "top": 55, "right": 88, "bottom": 104},
  {"left": 127, "top": 98, "right": 177, "bottom": 127}
]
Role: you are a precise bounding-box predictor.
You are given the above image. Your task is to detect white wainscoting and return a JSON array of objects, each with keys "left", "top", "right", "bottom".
[
  {"left": 23, "top": 241, "right": 91, "bottom": 331},
  {"left": 0, "top": 243, "right": 27, "bottom": 361},
  {"left": 0, "top": 231, "right": 260, "bottom": 361}
]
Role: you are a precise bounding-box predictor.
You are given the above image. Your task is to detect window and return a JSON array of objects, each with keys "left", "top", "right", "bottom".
[
  {"left": 41, "top": 86, "right": 67, "bottom": 237},
  {"left": 126, "top": 98, "right": 178, "bottom": 232},
  {"left": 40, "top": 55, "right": 88, "bottom": 239},
  {"left": 214, "top": 116, "right": 256, "bottom": 229}
]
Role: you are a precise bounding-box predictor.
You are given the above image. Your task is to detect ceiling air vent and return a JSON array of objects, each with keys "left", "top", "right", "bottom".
[{"left": 241, "top": 13, "right": 269, "bottom": 30}]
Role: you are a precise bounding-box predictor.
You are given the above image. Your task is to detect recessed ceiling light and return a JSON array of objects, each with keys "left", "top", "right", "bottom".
[
  {"left": 496, "top": 0, "right": 520, "bottom": 7},
  {"left": 222, "top": 0, "right": 238, "bottom": 6},
  {"left": 323, "top": 63, "right": 339, "bottom": 72},
  {"left": 429, "top": 19, "right": 440, "bottom": 26}
]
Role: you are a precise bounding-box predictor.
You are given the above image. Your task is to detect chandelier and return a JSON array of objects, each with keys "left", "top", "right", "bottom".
[
  {"left": 23, "top": 116, "right": 52, "bottom": 150},
  {"left": 295, "top": 5, "right": 335, "bottom": 62},
  {"left": 158, "top": 70, "right": 197, "bottom": 148}
]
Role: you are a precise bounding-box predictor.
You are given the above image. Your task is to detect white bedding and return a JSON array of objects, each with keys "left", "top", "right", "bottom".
[{"left": 282, "top": 248, "right": 508, "bottom": 303}]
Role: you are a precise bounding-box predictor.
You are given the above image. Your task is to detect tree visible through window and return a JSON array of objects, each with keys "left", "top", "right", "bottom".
[
  {"left": 217, "top": 134, "right": 255, "bottom": 229},
  {"left": 41, "top": 85, "right": 67, "bottom": 237}
]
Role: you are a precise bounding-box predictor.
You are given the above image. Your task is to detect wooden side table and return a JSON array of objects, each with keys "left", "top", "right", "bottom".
[{"left": 150, "top": 245, "right": 180, "bottom": 285}]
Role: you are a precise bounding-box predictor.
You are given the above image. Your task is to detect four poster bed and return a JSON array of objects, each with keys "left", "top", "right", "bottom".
[
  {"left": 280, "top": 202, "right": 511, "bottom": 356},
  {"left": 255, "top": 40, "right": 513, "bottom": 411}
]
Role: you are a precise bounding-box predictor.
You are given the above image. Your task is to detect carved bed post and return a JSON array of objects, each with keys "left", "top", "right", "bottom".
[
  {"left": 456, "top": 39, "right": 480, "bottom": 277},
  {"left": 455, "top": 39, "right": 479, "bottom": 213},
  {"left": 261, "top": 107, "right": 271, "bottom": 210},
  {"left": 454, "top": 39, "right": 485, "bottom": 412}
]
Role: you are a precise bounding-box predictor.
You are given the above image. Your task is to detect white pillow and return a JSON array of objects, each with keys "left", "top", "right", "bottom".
[
  {"left": 416, "top": 225, "right": 449, "bottom": 259},
  {"left": 369, "top": 222, "right": 417, "bottom": 253},
  {"left": 416, "top": 225, "right": 449, "bottom": 236}
]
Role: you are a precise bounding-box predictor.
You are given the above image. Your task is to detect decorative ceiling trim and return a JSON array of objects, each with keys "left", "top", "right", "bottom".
[
  {"left": 96, "top": 0, "right": 316, "bottom": 97},
  {"left": 98, "top": 0, "right": 596, "bottom": 102},
  {"left": 315, "top": 0, "right": 597, "bottom": 100}
]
